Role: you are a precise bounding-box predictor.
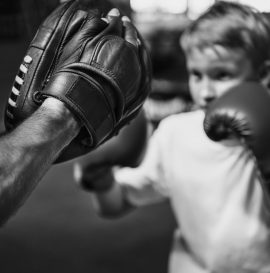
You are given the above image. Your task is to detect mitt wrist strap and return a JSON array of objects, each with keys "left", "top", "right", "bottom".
[{"left": 42, "top": 71, "right": 117, "bottom": 147}]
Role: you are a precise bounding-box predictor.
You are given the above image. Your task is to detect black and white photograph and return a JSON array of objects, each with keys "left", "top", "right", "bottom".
[{"left": 0, "top": 0, "right": 270, "bottom": 273}]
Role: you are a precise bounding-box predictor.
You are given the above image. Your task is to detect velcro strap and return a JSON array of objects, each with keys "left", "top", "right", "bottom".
[{"left": 42, "top": 71, "right": 116, "bottom": 147}]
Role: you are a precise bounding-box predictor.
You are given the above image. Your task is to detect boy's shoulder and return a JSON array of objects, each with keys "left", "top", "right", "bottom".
[
  {"left": 158, "top": 110, "right": 204, "bottom": 130},
  {"left": 153, "top": 110, "right": 205, "bottom": 146}
]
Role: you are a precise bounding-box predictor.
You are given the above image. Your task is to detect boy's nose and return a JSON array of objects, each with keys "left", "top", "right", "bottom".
[{"left": 201, "top": 85, "right": 217, "bottom": 104}]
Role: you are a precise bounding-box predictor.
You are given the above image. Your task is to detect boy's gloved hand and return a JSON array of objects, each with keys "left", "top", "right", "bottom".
[
  {"left": 73, "top": 109, "right": 148, "bottom": 192},
  {"left": 74, "top": 164, "right": 114, "bottom": 192},
  {"left": 204, "top": 82, "right": 270, "bottom": 181}
]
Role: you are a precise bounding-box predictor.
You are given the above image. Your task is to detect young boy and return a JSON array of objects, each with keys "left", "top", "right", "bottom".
[{"left": 74, "top": 1, "right": 270, "bottom": 272}]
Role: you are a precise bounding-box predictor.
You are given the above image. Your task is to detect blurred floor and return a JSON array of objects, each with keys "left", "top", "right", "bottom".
[{"left": 0, "top": 40, "right": 176, "bottom": 273}]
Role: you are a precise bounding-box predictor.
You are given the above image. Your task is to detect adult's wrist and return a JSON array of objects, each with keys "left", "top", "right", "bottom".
[{"left": 41, "top": 97, "right": 81, "bottom": 136}]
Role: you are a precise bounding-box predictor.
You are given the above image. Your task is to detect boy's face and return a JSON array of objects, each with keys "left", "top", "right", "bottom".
[{"left": 186, "top": 45, "right": 257, "bottom": 110}]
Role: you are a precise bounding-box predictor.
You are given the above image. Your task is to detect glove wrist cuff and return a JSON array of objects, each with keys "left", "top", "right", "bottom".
[
  {"left": 81, "top": 166, "right": 115, "bottom": 193},
  {"left": 43, "top": 71, "right": 117, "bottom": 146}
]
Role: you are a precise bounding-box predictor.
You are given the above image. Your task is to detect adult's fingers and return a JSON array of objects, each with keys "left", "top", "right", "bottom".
[
  {"left": 122, "top": 16, "right": 139, "bottom": 48},
  {"left": 101, "top": 8, "right": 120, "bottom": 23}
]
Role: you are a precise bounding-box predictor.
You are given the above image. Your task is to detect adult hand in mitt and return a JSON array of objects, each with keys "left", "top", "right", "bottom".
[{"left": 5, "top": 0, "right": 152, "bottom": 163}]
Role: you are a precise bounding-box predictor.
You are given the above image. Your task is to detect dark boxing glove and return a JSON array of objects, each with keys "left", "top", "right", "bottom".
[
  {"left": 203, "top": 82, "right": 270, "bottom": 181},
  {"left": 5, "top": 0, "right": 152, "bottom": 163},
  {"left": 74, "top": 109, "right": 148, "bottom": 192}
]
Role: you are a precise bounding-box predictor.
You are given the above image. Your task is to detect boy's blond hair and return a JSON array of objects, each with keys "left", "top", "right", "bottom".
[{"left": 181, "top": 1, "right": 270, "bottom": 70}]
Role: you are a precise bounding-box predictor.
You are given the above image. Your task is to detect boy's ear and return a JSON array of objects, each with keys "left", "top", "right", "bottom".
[{"left": 259, "top": 60, "right": 270, "bottom": 90}]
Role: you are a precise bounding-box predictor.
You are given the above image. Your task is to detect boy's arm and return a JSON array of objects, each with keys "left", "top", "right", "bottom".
[
  {"left": 73, "top": 110, "right": 149, "bottom": 217},
  {"left": 91, "top": 168, "right": 135, "bottom": 217},
  {"left": 0, "top": 98, "right": 80, "bottom": 225},
  {"left": 74, "top": 165, "right": 134, "bottom": 217},
  {"left": 74, "top": 162, "right": 169, "bottom": 217}
]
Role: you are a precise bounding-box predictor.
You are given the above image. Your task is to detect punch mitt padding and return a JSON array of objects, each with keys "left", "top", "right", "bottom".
[{"left": 5, "top": 0, "right": 152, "bottom": 163}]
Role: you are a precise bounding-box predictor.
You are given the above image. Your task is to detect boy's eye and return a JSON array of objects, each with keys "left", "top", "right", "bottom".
[
  {"left": 214, "top": 71, "right": 232, "bottom": 80},
  {"left": 189, "top": 70, "right": 202, "bottom": 80}
]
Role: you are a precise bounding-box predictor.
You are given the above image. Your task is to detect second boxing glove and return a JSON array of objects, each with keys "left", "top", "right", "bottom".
[
  {"left": 204, "top": 82, "right": 270, "bottom": 181},
  {"left": 74, "top": 109, "right": 148, "bottom": 192}
]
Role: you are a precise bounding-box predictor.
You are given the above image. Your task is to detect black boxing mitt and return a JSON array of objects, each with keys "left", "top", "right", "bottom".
[{"left": 5, "top": 0, "right": 152, "bottom": 163}]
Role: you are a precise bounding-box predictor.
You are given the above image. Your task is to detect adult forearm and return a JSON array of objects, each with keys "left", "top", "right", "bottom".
[{"left": 0, "top": 98, "right": 79, "bottom": 225}]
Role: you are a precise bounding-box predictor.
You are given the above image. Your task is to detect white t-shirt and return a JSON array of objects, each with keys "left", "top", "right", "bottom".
[{"left": 115, "top": 110, "right": 270, "bottom": 273}]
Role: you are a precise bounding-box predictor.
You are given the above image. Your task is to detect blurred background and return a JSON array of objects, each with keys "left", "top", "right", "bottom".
[{"left": 0, "top": 0, "right": 270, "bottom": 272}]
